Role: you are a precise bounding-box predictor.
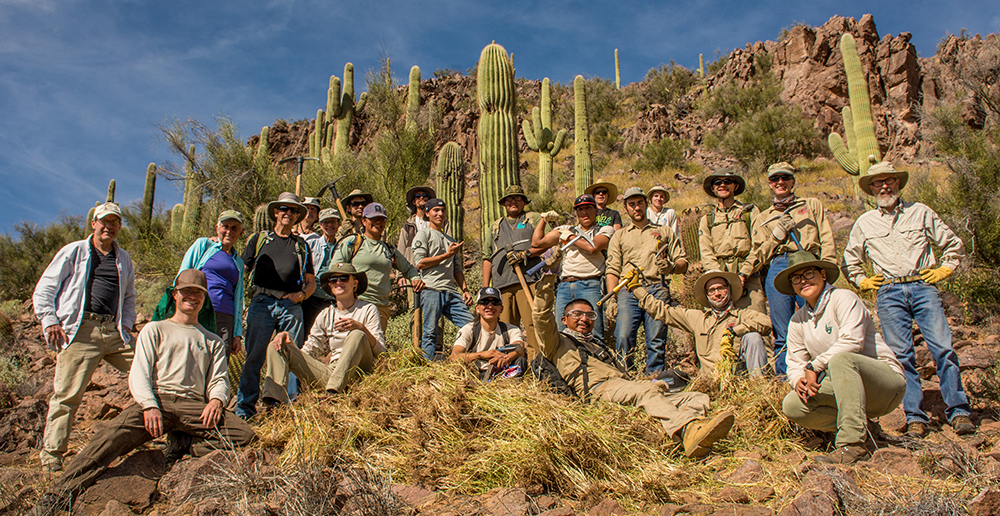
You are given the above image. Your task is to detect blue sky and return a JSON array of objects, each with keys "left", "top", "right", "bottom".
[{"left": 1, "top": 0, "right": 997, "bottom": 233}]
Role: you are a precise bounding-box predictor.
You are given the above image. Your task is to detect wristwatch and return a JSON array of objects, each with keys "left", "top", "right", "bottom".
[{"left": 805, "top": 362, "right": 815, "bottom": 372}]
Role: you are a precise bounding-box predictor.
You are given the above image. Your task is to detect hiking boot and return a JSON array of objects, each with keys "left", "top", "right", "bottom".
[
  {"left": 682, "top": 411, "right": 735, "bottom": 458},
  {"left": 904, "top": 421, "right": 927, "bottom": 438},
  {"left": 951, "top": 415, "right": 977, "bottom": 436},
  {"left": 25, "top": 493, "right": 68, "bottom": 516},
  {"left": 41, "top": 457, "right": 62, "bottom": 473},
  {"left": 164, "top": 431, "right": 193, "bottom": 467},
  {"left": 814, "top": 444, "right": 870, "bottom": 464}
]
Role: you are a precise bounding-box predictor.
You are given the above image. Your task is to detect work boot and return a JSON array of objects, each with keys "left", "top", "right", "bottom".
[
  {"left": 164, "top": 431, "right": 193, "bottom": 467},
  {"left": 951, "top": 415, "right": 977, "bottom": 436},
  {"left": 904, "top": 421, "right": 927, "bottom": 438},
  {"left": 814, "top": 443, "right": 870, "bottom": 464},
  {"left": 682, "top": 411, "right": 735, "bottom": 458}
]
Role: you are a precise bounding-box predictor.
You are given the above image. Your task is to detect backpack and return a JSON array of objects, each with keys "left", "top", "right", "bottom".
[
  {"left": 344, "top": 234, "right": 397, "bottom": 269},
  {"left": 471, "top": 319, "right": 510, "bottom": 351},
  {"left": 530, "top": 333, "right": 626, "bottom": 400},
  {"left": 248, "top": 231, "right": 311, "bottom": 288}
]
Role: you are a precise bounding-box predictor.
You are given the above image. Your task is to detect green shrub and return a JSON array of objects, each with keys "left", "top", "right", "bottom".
[
  {"left": 641, "top": 62, "right": 696, "bottom": 108},
  {"left": 628, "top": 137, "right": 690, "bottom": 173},
  {"left": 0, "top": 217, "right": 87, "bottom": 302}
]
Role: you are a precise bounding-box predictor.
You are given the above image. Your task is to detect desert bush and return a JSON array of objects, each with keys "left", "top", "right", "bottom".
[
  {"left": 629, "top": 137, "right": 690, "bottom": 173},
  {"left": 642, "top": 62, "right": 697, "bottom": 108},
  {"left": 0, "top": 217, "right": 87, "bottom": 302}
]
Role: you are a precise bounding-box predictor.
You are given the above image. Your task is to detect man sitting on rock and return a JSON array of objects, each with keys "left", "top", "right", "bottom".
[{"left": 29, "top": 270, "right": 255, "bottom": 516}]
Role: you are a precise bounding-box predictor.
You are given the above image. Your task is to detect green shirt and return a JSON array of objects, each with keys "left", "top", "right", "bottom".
[{"left": 331, "top": 235, "right": 419, "bottom": 307}]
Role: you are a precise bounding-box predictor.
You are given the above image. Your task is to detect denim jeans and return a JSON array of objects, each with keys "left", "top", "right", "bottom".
[
  {"left": 877, "top": 281, "right": 970, "bottom": 424},
  {"left": 555, "top": 278, "right": 604, "bottom": 341},
  {"left": 615, "top": 282, "right": 670, "bottom": 374},
  {"left": 420, "top": 289, "right": 474, "bottom": 361},
  {"left": 764, "top": 254, "right": 804, "bottom": 377},
  {"left": 236, "top": 296, "right": 304, "bottom": 419}
]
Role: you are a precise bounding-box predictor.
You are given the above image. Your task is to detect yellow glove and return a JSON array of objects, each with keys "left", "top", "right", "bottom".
[
  {"left": 919, "top": 266, "right": 953, "bottom": 284},
  {"left": 859, "top": 275, "right": 884, "bottom": 291},
  {"left": 718, "top": 332, "right": 737, "bottom": 361},
  {"left": 625, "top": 269, "right": 643, "bottom": 292}
]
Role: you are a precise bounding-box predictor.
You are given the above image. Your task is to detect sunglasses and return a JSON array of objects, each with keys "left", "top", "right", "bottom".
[
  {"left": 565, "top": 310, "right": 597, "bottom": 320},
  {"left": 276, "top": 206, "right": 294, "bottom": 212},
  {"left": 593, "top": 189, "right": 609, "bottom": 195},
  {"left": 350, "top": 201, "right": 368, "bottom": 207},
  {"left": 769, "top": 174, "right": 794, "bottom": 183},
  {"left": 478, "top": 299, "right": 502, "bottom": 306},
  {"left": 327, "top": 275, "right": 353, "bottom": 284},
  {"left": 789, "top": 268, "right": 820, "bottom": 285},
  {"left": 413, "top": 193, "right": 429, "bottom": 198},
  {"left": 712, "top": 179, "right": 736, "bottom": 187}
]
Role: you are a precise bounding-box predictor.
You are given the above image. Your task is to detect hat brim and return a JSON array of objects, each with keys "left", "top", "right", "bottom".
[
  {"left": 858, "top": 171, "right": 908, "bottom": 196},
  {"left": 266, "top": 201, "right": 306, "bottom": 225},
  {"left": 320, "top": 270, "right": 369, "bottom": 297},
  {"left": 773, "top": 258, "right": 840, "bottom": 297},
  {"left": 702, "top": 174, "right": 746, "bottom": 197},
  {"left": 647, "top": 187, "right": 671, "bottom": 203},
  {"left": 694, "top": 271, "right": 743, "bottom": 308},
  {"left": 343, "top": 193, "right": 374, "bottom": 206},
  {"left": 585, "top": 182, "right": 618, "bottom": 204},
  {"left": 406, "top": 186, "right": 436, "bottom": 208}
]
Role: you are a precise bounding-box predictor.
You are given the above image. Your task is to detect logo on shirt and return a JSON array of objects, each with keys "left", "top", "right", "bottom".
[{"left": 825, "top": 323, "right": 833, "bottom": 334}]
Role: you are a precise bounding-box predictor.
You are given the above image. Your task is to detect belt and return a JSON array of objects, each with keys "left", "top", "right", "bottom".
[
  {"left": 253, "top": 287, "right": 289, "bottom": 299},
  {"left": 82, "top": 311, "right": 114, "bottom": 323},
  {"left": 561, "top": 275, "right": 601, "bottom": 282},
  {"left": 885, "top": 275, "right": 924, "bottom": 285}
]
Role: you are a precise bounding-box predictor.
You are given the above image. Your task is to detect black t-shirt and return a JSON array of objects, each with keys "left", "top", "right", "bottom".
[
  {"left": 85, "top": 241, "right": 119, "bottom": 316},
  {"left": 596, "top": 208, "right": 622, "bottom": 229},
  {"left": 242, "top": 232, "right": 315, "bottom": 293}
]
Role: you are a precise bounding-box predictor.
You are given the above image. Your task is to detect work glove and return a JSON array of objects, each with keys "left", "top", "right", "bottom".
[
  {"left": 718, "top": 331, "right": 737, "bottom": 361},
  {"left": 542, "top": 211, "right": 560, "bottom": 224},
  {"left": 655, "top": 253, "right": 675, "bottom": 276},
  {"left": 858, "top": 275, "right": 884, "bottom": 291},
  {"left": 919, "top": 266, "right": 953, "bottom": 284},
  {"left": 506, "top": 250, "right": 530, "bottom": 267},
  {"left": 558, "top": 226, "right": 576, "bottom": 242},
  {"left": 771, "top": 213, "right": 795, "bottom": 242},
  {"left": 604, "top": 295, "right": 618, "bottom": 323},
  {"left": 625, "top": 269, "right": 644, "bottom": 292},
  {"left": 542, "top": 245, "right": 563, "bottom": 271}
]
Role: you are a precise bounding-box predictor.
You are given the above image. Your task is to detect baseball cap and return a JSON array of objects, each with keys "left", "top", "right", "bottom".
[
  {"left": 573, "top": 194, "right": 597, "bottom": 208},
  {"left": 93, "top": 202, "right": 122, "bottom": 221},
  {"left": 174, "top": 269, "right": 208, "bottom": 293},
  {"left": 217, "top": 210, "right": 244, "bottom": 225},
  {"left": 767, "top": 162, "right": 796, "bottom": 179},
  {"left": 318, "top": 208, "right": 341, "bottom": 222},
  {"left": 477, "top": 287, "right": 502, "bottom": 303},
  {"left": 425, "top": 198, "right": 446, "bottom": 211},
  {"left": 622, "top": 186, "right": 647, "bottom": 201},
  {"left": 362, "top": 203, "right": 388, "bottom": 219}
]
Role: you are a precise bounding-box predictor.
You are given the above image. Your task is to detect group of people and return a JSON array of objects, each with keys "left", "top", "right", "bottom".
[{"left": 27, "top": 159, "right": 975, "bottom": 514}]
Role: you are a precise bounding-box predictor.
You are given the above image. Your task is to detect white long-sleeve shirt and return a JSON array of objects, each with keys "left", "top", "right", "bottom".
[
  {"left": 301, "top": 299, "right": 384, "bottom": 361},
  {"left": 129, "top": 320, "right": 229, "bottom": 410}
]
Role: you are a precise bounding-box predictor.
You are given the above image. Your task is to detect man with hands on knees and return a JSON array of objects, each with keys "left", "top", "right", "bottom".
[
  {"left": 451, "top": 287, "right": 528, "bottom": 380},
  {"left": 28, "top": 270, "right": 254, "bottom": 516}
]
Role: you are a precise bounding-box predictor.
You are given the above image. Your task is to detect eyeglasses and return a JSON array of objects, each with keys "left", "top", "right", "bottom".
[
  {"left": 478, "top": 299, "right": 502, "bottom": 307},
  {"left": 789, "top": 268, "right": 820, "bottom": 285},
  {"left": 566, "top": 310, "right": 597, "bottom": 320},
  {"left": 276, "top": 206, "right": 293, "bottom": 212},
  {"left": 593, "top": 189, "right": 609, "bottom": 195},
  {"left": 327, "top": 275, "right": 352, "bottom": 284},
  {"left": 769, "top": 174, "right": 794, "bottom": 183},
  {"left": 350, "top": 201, "right": 368, "bottom": 207},
  {"left": 413, "top": 193, "right": 429, "bottom": 198},
  {"left": 706, "top": 285, "right": 730, "bottom": 294},
  {"left": 712, "top": 179, "right": 736, "bottom": 187},
  {"left": 870, "top": 177, "right": 898, "bottom": 189}
]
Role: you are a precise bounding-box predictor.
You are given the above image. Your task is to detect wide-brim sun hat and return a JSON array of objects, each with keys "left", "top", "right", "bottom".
[
  {"left": 266, "top": 192, "right": 306, "bottom": 224},
  {"left": 694, "top": 270, "right": 743, "bottom": 308},
  {"left": 584, "top": 182, "right": 619, "bottom": 204},
  {"left": 647, "top": 185, "right": 671, "bottom": 203},
  {"left": 773, "top": 250, "right": 840, "bottom": 296},
  {"left": 702, "top": 169, "right": 746, "bottom": 197},
  {"left": 342, "top": 189, "right": 374, "bottom": 207},
  {"left": 320, "top": 262, "right": 369, "bottom": 297},
  {"left": 406, "top": 186, "right": 436, "bottom": 208},
  {"left": 498, "top": 184, "right": 532, "bottom": 205},
  {"left": 858, "top": 162, "right": 909, "bottom": 196}
]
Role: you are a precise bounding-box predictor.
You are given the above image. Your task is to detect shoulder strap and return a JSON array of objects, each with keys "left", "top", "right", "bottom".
[
  {"left": 471, "top": 318, "right": 482, "bottom": 349},
  {"left": 350, "top": 235, "right": 363, "bottom": 262},
  {"left": 498, "top": 321, "right": 509, "bottom": 347},
  {"left": 248, "top": 231, "right": 270, "bottom": 286}
]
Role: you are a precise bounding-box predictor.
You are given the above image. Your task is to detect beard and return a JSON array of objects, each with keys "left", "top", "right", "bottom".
[{"left": 876, "top": 191, "right": 900, "bottom": 209}]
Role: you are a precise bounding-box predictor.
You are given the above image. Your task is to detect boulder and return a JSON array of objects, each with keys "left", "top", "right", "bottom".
[{"left": 74, "top": 449, "right": 165, "bottom": 516}]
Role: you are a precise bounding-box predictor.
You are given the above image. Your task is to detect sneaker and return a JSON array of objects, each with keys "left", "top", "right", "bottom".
[
  {"left": 682, "top": 411, "right": 735, "bottom": 458},
  {"left": 904, "top": 421, "right": 928, "bottom": 438},
  {"left": 951, "top": 415, "right": 977, "bottom": 436},
  {"left": 41, "top": 458, "right": 62, "bottom": 473},
  {"left": 814, "top": 444, "right": 870, "bottom": 464}
]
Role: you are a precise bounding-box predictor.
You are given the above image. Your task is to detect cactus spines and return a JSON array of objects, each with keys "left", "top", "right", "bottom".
[
  {"left": 170, "top": 204, "right": 185, "bottom": 237},
  {"left": 699, "top": 53, "right": 705, "bottom": 78},
  {"left": 437, "top": 142, "right": 466, "bottom": 242},
  {"left": 521, "top": 78, "right": 567, "bottom": 199},
  {"left": 827, "top": 33, "right": 881, "bottom": 199},
  {"left": 573, "top": 75, "right": 593, "bottom": 196},
  {"left": 406, "top": 65, "right": 421, "bottom": 131},
  {"left": 106, "top": 179, "right": 116, "bottom": 203},
  {"left": 328, "top": 63, "right": 368, "bottom": 156},
  {"left": 181, "top": 144, "right": 201, "bottom": 237},
  {"left": 615, "top": 49, "right": 621, "bottom": 90},
  {"left": 252, "top": 204, "right": 269, "bottom": 234},
  {"left": 477, "top": 42, "right": 520, "bottom": 246},
  {"left": 255, "top": 126, "right": 270, "bottom": 163},
  {"left": 142, "top": 163, "right": 156, "bottom": 229}
]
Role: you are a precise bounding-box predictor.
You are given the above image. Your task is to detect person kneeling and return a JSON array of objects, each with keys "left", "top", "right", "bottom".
[
  {"left": 451, "top": 287, "right": 528, "bottom": 381},
  {"left": 262, "top": 263, "right": 384, "bottom": 402},
  {"left": 777, "top": 251, "right": 906, "bottom": 464}
]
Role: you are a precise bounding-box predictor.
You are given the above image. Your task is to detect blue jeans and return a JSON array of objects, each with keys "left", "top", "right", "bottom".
[
  {"left": 555, "top": 278, "right": 604, "bottom": 341},
  {"left": 236, "top": 296, "right": 304, "bottom": 419},
  {"left": 877, "top": 281, "right": 970, "bottom": 424},
  {"left": 615, "top": 282, "right": 670, "bottom": 374},
  {"left": 764, "top": 254, "right": 804, "bottom": 377},
  {"left": 420, "top": 289, "right": 474, "bottom": 361}
]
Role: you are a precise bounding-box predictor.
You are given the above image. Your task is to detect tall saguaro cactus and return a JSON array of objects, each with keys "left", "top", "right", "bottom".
[
  {"left": 437, "top": 142, "right": 466, "bottom": 242},
  {"left": 328, "top": 63, "right": 369, "bottom": 157},
  {"left": 573, "top": 75, "right": 593, "bottom": 196},
  {"left": 181, "top": 145, "right": 201, "bottom": 237},
  {"left": 477, "top": 42, "right": 520, "bottom": 246},
  {"left": 615, "top": 49, "right": 621, "bottom": 90},
  {"left": 142, "top": 163, "right": 156, "bottom": 229},
  {"left": 406, "top": 65, "right": 421, "bottom": 131},
  {"left": 522, "top": 78, "right": 567, "bottom": 200},
  {"left": 255, "top": 126, "right": 270, "bottom": 163},
  {"left": 170, "top": 204, "right": 185, "bottom": 237},
  {"left": 106, "top": 180, "right": 116, "bottom": 203},
  {"left": 827, "top": 33, "right": 881, "bottom": 199}
]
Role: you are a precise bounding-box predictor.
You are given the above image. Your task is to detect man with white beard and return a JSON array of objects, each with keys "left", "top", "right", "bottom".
[{"left": 842, "top": 162, "right": 974, "bottom": 438}]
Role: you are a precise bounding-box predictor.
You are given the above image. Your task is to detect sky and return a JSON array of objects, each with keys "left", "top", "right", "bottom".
[{"left": 1, "top": 0, "right": 997, "bottom": 233}]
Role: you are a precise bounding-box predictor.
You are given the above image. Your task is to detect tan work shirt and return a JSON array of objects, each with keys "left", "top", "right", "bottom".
[
  {"left": 634, "top": 286, "right": 772, "bottom": 375},
  {"left": 750, "top": 197, "right": 836, "bottom": 272},
  {"left": 786, "top": 286, "right": 903, "bottom": 388},
  {"left": 606, "top": 220, "right": 685, "bottom": 281},
  {"left": 698, "top": 201, "right": 760, "bottom": 275},
  {"left": 842, "top": 201, "right": 965, "bottom": 286},
  {"left": 558, "top": 224, "right": 615, "bottom": 278}
]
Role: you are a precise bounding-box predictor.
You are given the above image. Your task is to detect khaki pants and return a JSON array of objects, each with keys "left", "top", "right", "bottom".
[
  {"left": 48, "top": 394, "right": 254, "bottom": 502},
  {"left": 592, "top": 378, "right": 709, "bottom": 439},
  {"left": 262, "top": 330, "right": 376, "bottom": 402},
  {"left": 782, "top": 353, "right": 906, "bottom": 447},
  {"left": 499, "top": 284, "right": 538, "bottom": 359},
  {"left": 42, "top": 318, "right": 134, "bottom": 465},
  {"left": 376, "top": 304, "right": 391, "bottom": 332}
]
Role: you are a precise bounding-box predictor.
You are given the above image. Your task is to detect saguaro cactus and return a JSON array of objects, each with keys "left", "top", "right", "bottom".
[
  {"left": 522, "top": 78, "right": 567, "bottom": 200},
  {"left": 406, "top": 65, "right": 421, "bottom": 131},
  {"left": 328, "top": 63, "right": 369, "bottom": 156},
  {"left": 142, "top": 163, "right": 156, "bottom": 229},
  {"left": 181, "top": 145, "right": 201, "bottom": 237},
  {"left": 699, "top": 54, "right": 705, "bottom": 78},
  {"left": 437, "top": 142, "right": 465, "bottom": 242},
  {"left": 106, "top": 179, "right": 116, "bottom": 203},
  {"left": 170, "top": 204, "right": 185, "bottom": 237},
  {"left": 477, "top": 42, "right": 520, "bottom": 246},
  {"left": 827, "top": 33, "right": 881, "bottom": 199},
  {"left": 573, "top": 75, "right": 593, "bottom": 196},
  {"left": 255, "top": 126, "right": 270, "bottom": 163},
  {"left": 615, "top": 49, "right": 621, "bottom": 90}
]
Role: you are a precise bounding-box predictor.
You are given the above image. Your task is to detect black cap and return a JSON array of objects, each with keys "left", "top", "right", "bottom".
[
  {"left": 477, "top": 287, "right": 502, "bottom": 303},
  {"left": 425, "top": 198, "right": 446, "bottom": 211}
]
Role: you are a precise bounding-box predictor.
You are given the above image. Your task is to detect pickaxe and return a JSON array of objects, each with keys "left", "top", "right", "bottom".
[
  {"left": 278, "top": 156, "right": 320, "bottom": 197},
  {"left": 597, "top": 261, "right": 644, "bottom": 307},
  {"left": 525, "top": 228, "right": 595, "bottom": 276},
  {"left": 317, "top": 175, "right": 348, "bottom": 223},
  {"left": 762, "top": 199, "right": 807, "bottom": 251}
]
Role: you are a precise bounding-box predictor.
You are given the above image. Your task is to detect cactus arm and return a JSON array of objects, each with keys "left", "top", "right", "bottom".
[
  {"left": 828, "top": 134, "right": 860, "bottom": 175},
  {"left": 355, "top": 92, "right": 368, "bottom": 112},
  {"left": 329, "top": 76, "right": 342, "bottom": 117},
  {"left": 522, "top": 118, "right": 539, "bottom": 151},
  {"left": 840, "top": 34, "right": 880, "bottom": 175},
  {"left": 406, "top": 66, "right": 421, "bottom": 131},
  {"left": 549, "top": 129, "right": 568, "bottom": 158}
]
